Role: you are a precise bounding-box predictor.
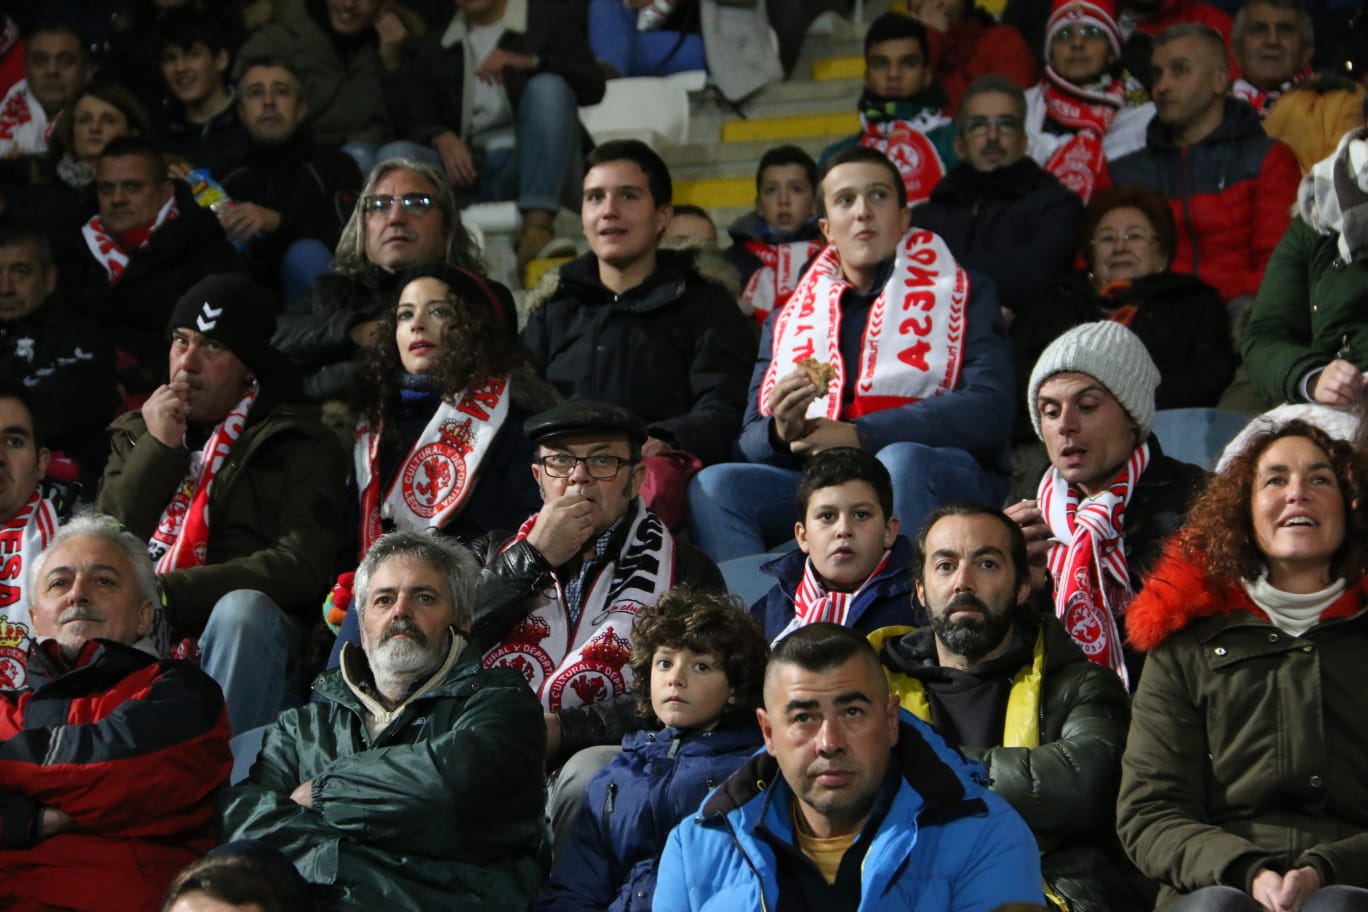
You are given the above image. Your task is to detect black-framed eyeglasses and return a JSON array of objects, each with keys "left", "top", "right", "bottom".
[
  {"left": 1091, "top": 231, "right": 1158, "bottom": 248},
  {"left": 1053, "top": 24, "right": 1108, "bottom": 42},
  {"left": 960, "top": 115, "right": 1023, "bottom": 137},
  {"left": 361, "top": 193, "right": 435, "bottom": 215},
  {"left": 538, "top": 454, "right": 636, "bottom": 479}
]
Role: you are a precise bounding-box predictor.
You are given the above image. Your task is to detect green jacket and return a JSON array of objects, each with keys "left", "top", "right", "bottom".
[
  {"left": 97, "top": 400, "right": 347, "bottom": 636},
  {"left": 1242, "top": 215, "right": 1368, "bottom": 406},
  {"left": 220, "top": 638, "right": 547, "bottom": 910},
  {"left": 871, "top": 615, "right": 1150, "bottom": 912},
  {"left": 1121, "top": 550, "right": 1368, "bottom": 907}
]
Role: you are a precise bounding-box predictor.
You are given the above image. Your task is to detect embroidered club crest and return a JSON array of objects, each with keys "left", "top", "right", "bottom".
[
  {"left": 0, "top": 615, "right": 29, "bottom": 689},
  {"left": 548, "top": 625, "right": 633, "bottom": 711},
  {"left": 401, "top": 419, "right": 474, "bottom": 518},
  {"left": 484, "top": 615, "right": 555, "bottom": 691}
]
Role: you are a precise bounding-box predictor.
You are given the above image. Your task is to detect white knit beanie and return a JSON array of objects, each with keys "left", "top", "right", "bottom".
[{"left": 1028, "top": 321, "right": 1160, "bottom": 442}]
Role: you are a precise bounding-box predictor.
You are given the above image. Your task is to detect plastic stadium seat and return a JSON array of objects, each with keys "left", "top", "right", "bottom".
[
  {"left": 579, "top": 76, "right": 693, "bottom": 146},
  {"left": 1151, "top": 407, "right": 1250, "bottom": 472},
  {"left": 719, "top": 553, "right": 776, "bottom": 607}
]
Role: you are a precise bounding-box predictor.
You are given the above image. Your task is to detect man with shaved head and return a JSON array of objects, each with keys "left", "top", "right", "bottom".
[
  {"left": 655, "top": 622, "right": 1042, "bottom": 910},
  {"left": 1110, "top": 23, "right": 1299, "bottom": 305}
]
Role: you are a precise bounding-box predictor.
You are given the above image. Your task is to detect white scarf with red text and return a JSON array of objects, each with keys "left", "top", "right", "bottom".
[
  {"left": 0, "top": 490, "right": 60, "bottom": 689},
  {"left": 81, "top": 195, "right": 180, "bottom": 283},
  {"left": 482, "top": 499, "right": 674, "bottom": 712},
  {"left": 1040, "top": 68, "right": 1125, "bottom": 203},
  {"left": 1038, "top": 441, "right": 1149, "bottom": 689},
  {"left": 0, "top": 79, "right": 52, "bottom": 158},
  {"left": 149, "top": 384, "right": 258, "bottom": 573},
  {"left": 742, "top": 238, "right": 825, "bottom": 325},
  {"left": 858, "top": 108, "right": 951, "bottom": 206},
  {"left": 759, "top": 230, "right": 967, "bottom": 421},
  {"left": 354, "top": 375, "right": 511, "bottom": 555}
]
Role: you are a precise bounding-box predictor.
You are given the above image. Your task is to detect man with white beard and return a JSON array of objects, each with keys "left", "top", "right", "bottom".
[{"left": 220, "top": 531, "right": 548, "bottom": 911}]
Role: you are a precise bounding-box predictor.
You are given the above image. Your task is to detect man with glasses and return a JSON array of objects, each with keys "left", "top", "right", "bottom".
[
  {"left": 1023, "top": 0, "right": 1155, "bottom": 205},
  {"left": 473, "top": 401, "right": 723, "bottom": 755},
  {"left": 915, "top": 75, "right": 1082, "bottom": 319}
]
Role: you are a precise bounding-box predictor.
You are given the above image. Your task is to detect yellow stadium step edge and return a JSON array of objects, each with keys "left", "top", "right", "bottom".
[
  {"left": 674, "top": 176, "right": 756, "bottom": 210},
  {"left": 811, "top": 55, "right": 864, "bottom": 81},
  {"left": 721, "top": 111, "right": 859, "bottom": 144}
]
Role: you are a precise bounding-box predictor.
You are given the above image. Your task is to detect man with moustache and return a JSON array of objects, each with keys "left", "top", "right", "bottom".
[
  {"left": 98, "top": 273, "right": 345, "bottom": 735},
  {"left": 221, "top": 530, "right": 547, "bottom": 911},
  {"left": 869, "top": 502, "right": 1148, "bottom": 912},
  {"left": 0, "top": 513, "right": 231, "bottom": 912},
  {"left": 0, "top": 21, "right": 91, "bottom": 159}
]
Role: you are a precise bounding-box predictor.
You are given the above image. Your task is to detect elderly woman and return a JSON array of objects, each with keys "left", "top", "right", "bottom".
[
  {"left": 353, "top": 262, "right": 553, "bottom": 550},
  {"left": 1014, "top": 184, "right": 1236, "bottom": 412},
  {"left": 1119, "top": 420, "right": 1368, "bottom": 911}
]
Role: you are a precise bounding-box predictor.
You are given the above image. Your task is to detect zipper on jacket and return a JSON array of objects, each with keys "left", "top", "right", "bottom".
[{"left": 602, "top": 781, "right": 617, "bottom": 832}]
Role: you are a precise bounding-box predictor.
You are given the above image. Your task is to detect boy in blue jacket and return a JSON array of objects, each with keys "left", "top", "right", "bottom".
[{"left": 536, "top": 587, "right": 771, "bottom": 912}]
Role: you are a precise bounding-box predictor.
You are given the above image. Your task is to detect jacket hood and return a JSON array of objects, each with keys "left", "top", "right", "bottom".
[
  {"left": 1144, "top": 96, "right": 1264, "bottom": 152},
  {"left": 621, "top": 722, "right": 764, "bottom": 757}
]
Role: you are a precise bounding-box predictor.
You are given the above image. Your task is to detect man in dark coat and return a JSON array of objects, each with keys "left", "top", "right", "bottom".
[{"left": 914, "top": 74, "right": 1082, "bottom": 318}]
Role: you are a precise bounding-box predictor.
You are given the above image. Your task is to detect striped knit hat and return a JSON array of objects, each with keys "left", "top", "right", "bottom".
[{"left": 1045, "top": 0, "right": 1122, "bottom": 58}]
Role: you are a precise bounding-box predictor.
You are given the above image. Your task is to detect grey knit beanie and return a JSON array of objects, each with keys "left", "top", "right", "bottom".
[{"left": 1027, "top": 321, "right": 1160, "bottom": 441}]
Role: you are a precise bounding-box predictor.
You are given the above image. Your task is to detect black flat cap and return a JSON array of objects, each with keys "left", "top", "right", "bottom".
[{"left": 525, "top": 401, "right": 648, "bottom": 446}]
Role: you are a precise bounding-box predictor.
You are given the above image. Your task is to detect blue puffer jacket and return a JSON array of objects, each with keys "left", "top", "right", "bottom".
[
  {"left": 537, "top": 722, "right": 765, "bottom": 912},
  {"left": 654, "top": 711, "right": 1044, "bottom": 912},
  {"left": 749, "top": 535, "right": 920, "bottom": 642}
]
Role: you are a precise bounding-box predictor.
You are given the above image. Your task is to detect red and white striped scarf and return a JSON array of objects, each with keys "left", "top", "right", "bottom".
[
  {"left": 0, "top": 79, "right": 52, "bottom": 158},
  {"left": 81, "top": 195, "right": 180, "bottom": 283},
  {"left": 1040, "top": 68, "right": 1125, "bottom": 203},
  {"left": 1038, "top": 441, "right": 1149, "bottom": 689},
  {"left": 149, "top": 384, "right": 258, "bottom": 573},
  {"left": 790, "top": 549, "right": 893, "bottom": 629},
  {"left": 1231, "top": 67, "right": 1312, "bottom": 117},
  {"left": 741, "top": 238, "right": 824, "bottom": 326}
]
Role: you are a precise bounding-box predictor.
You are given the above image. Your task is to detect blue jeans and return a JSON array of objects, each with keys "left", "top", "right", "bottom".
[
  {"left": 467, "top": 73, "right": 582, "bottom": 213},
  {"left": 589, "top": 0, "right": 707, "bottom": 76},
  {"left": 199, "top": 590, "right": 302, "bottom": 736},
  {"left": 341, "top": 140, "right": 443, "bottom": 179},
  {"left": 688, "top": 443, "right": 1008, "bottom": 561},
  {"left": 279, "top": 239, "right": 332, "bottom": 308}
]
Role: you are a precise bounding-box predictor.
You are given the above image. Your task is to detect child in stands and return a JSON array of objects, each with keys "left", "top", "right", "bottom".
[{"left": 536, "top": 586, "right": 769, "bottom": 912}]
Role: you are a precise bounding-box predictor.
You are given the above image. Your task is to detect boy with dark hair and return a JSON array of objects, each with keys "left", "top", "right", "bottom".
[
  {"left": 818, "top": 12, "right": 958, "bottom": 207},
  {"left": 750, "top": 447, "right": 917, "bottom": 642},
  {"left": 155, "top": 8, "right": 249, "bottom": 177},
  {"left": 537, "top": 586, "right": 769, "bottom": 911},
  {"left": 725, "top": 144, "right": 825, "bottom": 326}
]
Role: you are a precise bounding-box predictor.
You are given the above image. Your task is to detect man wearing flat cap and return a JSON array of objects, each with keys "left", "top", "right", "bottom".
[
  {"left": 98, "top": 273, "right": 348, "bottom": 735},
  {"left": 473, "top": 401, "right": 724, "bottom": 761}
]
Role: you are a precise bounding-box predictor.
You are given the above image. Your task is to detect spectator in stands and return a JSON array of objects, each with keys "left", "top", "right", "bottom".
[
  {"left": 916, "top": 75, "right": 1082, "bottom": 318},
  {"left": 221, "top": 530, "right": 547, "bottom": 910},
  {"left": 352, "top": 262, "right": 550, "bottom": 550},
  {"left": 523, "top": 140, "right": 756, "bottom": 515},
  {"left": 474, "top": 401, "right": 723, "bottom": 727},
  {"left": 0, "top": 21, "right": 91, "bottom": 159},
  {"left": 221, "top": 55, "right": 362, "bottom": 305},
  {"left": 0, "top": 513, "right": 232, "bottom": 912},
  {"left": 655, "top": 622, "right": 1045, "bottom": 910},
  {"left": 537, "top": 586, "right": 769, "bottom": 912},
  {"left": 689, "top": 146, "right": 1015, "bottom": 560},
  {"left": 161, "top": 848, "right": 313, "bottom": 912},
  {"left": 56, "top": 136, "right": 243, "bottom": 398},
  {"left": 1024, "top": 0, "right": 1155, "bottom": 204},
  {"left": 0, "top": 382, "right": 66, "bottom": 690},
  {"left": 1242, "top": 110, "right": 1368, "bottom": 412},
  {"left": 751, "top": 448, "right": 916, "bottom": 643},
  {"left": 1111, "top": 24, "right": 1300, "bottom": 305},
  {"left": 872, "top": 502, "right": 1150, "bottom": 912},
  {"left": 661, "top": 203, "right": 718, "bottom": 246},
  {"left": 0, "top": 220, "right": 116, "bottom": 482},
  {"left": 0, "top": 15, "right": 24, "bottom": 101},
  {"left": 97, "top": 274, "right": 347, "bottom": 734},
  {"left": 726, "top": 144, "right": 825, "bottom": 327},
  {"left": 1116, "top": 0, "right": 1233, "bottom": 91},
  {"left": 820, "top": 13, "right": 959, "bottom": 207},
  {"left": 237, "top": 0, "right": 427, "bottom": 175},
  {"left": 272, "top": 157, "right": 488, "bottom": 402},
  {"left": 589, "top": 0, "right": 706, "bottom": 79},
  {"left": 1120, "top": 420, "right": 1368, "bottom": 909},
  {"left": 156, "top": 9, "right": 250, "bottom": 178},
  {"left": 1006, "top": 321, "right": 1206, "bottom": 687},
  {"left": 902, "top": 0, "right": 1038, "bottom": 113},
  {"left": 1013, "top": 184, "right": 1235, "bottom": 410},
  {"left": 396, "top": 0, "right": 605, "bottom": 272},
  {"left": 1231, "top": 0, "right": 1365, "bottom": 172}
]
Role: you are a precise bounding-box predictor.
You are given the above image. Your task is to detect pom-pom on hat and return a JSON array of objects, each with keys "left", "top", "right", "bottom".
[
  {"left": 1045, "top": 0, "right": 1122, "bottom": 58},
  {"left": 1028, "top": 321, "right": 1160, "bottom": 442}
]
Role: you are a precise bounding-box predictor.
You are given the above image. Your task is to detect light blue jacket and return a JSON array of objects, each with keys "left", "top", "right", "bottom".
[{"left": 654, "top": 711, "right": 1043, "bottom": 912}]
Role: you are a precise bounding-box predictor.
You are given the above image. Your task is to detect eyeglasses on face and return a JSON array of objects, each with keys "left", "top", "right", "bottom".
[
  {"left": 537, "top": 454, "right": 636, "bottom": 479},
  {"left": 1091, "top": 231, "right": 1158, "bottom": 248},
  {"left": 361, "top": 193, "right": 435, "bottom": 215},
  {"left": 960, "top": 115, "right": 1023, "bottom": 137},
  {"left": 1053, "top": 24, "right": 1108, "bottom": 42}
]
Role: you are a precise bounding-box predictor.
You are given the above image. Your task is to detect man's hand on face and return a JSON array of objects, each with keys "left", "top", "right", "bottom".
[
  {"left": 526, "top": 492, "right": 598, "bottom": 568},
  {"left": 142, "top": 380, "right": 190, "bottom": 448},
  {"left": 768, "top": 369, "right": 819, "bottom": 443},
  {"left": 789, "top": 418, "right": 859, "bottom": 455},
  {"left": 290, "top": 780, "right": 315, "bottom": 809},
  {"left": 374, "top": 10, "right": 410, "bottom": 69},
  {"left": 1004, "top": 499, "right": 1052, "bottom": 593}
]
